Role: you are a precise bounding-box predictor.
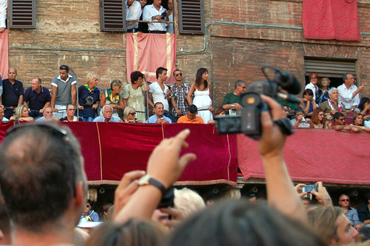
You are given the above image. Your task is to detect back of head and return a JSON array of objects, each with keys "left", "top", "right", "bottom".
[
  {"left": 0, "top": 123, "right": 86, "bottom": 232},
  {"left": 164, "top": 199, "right": 325, "bottom": 246},
  {"left": 187, "top": 105, "right": 198, "bottom": 114},
  {"left": 85, "top": 219, "right": 166, "bottom": 246},
  {"left": 174, "top": 188, "right": 205, "bottom": 218}
]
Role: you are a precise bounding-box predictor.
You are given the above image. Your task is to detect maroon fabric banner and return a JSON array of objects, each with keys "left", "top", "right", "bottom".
[
  {"left": 0, "top": 122, "right": 237, "bottom": 186},
  {"left": 302, "top": 0, "right": 361, "bottom": 41},
  {"left": 238, "top": 129, "right": 370, "bottom": 185}
]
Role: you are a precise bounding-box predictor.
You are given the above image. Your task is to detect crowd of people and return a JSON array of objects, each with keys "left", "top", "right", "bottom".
[{"left": 0, "top": 93, "right": 369, "bottom": 246}]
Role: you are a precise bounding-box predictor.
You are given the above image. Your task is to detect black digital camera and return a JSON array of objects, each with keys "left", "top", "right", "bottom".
[{"left": 215, "top": 66, "right": 302, "bottom": 139}]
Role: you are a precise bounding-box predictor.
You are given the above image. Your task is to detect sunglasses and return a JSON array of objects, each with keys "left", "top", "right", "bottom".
[
  {"left": 129, "top": 112, "right": 136, "bottom": 115},
  {"left": 86, "top": 204, "right": 91, "bottom": 208},
  {"left": 175, "top": 73, "right": 182, "bottom": 76},
  {"left": 340, "top": 199, "right": 350, "bottom": 202}
]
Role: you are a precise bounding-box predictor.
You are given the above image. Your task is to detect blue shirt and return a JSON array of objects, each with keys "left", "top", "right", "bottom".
[
  {"left": 24, "top": 86, "right": 51, "bottom": 110},
  {"left": 78, "top": 85, "right": 100, "bottom": 118},
  {"left": 344, "top": 207, "right": 362, "bottom": 226},
  {"left": 81, "top": 210, "right": 99, "bottom": 222},
  {"left": 146, "top": 114, "right": 172, "bottom": 123},
  {"left": 2, "top": 79, "right": 24, "bottom": 107},
  {"left": 93, "top": 115, "right": 121, "bottom": 122}
]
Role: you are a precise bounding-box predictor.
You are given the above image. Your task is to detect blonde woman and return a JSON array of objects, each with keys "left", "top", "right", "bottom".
[
  {"left": 78, "top": 72, "right": 100, "bottom": 122},
  {"left": 10, "top": 105, "right": 34, "bottom": 122}
]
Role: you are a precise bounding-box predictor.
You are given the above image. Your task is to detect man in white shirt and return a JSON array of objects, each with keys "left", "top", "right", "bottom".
[
  {"left": 126, "top": 0, "right": 142, "bottom": 32},
  {"left": 337, "top": 73, "right": 364, "bottom": 111},
  {"left": 142, "top": 0, "right": 167, "bottom": 33},
  {"left": 148, "top": 67, "right": 171, "bottom": 118}
]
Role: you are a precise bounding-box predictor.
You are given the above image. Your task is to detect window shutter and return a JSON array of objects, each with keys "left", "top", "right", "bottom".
[
  {"left": 304, "top": 59, "right": 356, "bottom": 78},
  {"left": 9, "top": 0, "right": 36, "bottom": 29},
  {"left": 178, "top": 0, "right": 204, "bottom": 34},
  {"left": 100, "top": 0, "right": 126, "bottom": 32}
]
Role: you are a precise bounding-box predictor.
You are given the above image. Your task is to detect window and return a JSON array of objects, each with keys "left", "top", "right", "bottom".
[
  {"left": 304, "top": 59, "right": 357, "bottom": 88},
  {"left": 178, "top": 0, "right": 204, "bottom": 34},
  {"left": 100, "top": 0, "right": 126, "bottom": 32},
  {"left": 9, "top": 0, "right": 36, "bottom": 29}
]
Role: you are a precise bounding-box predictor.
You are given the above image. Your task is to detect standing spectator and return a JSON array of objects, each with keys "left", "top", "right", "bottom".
[
  {"left": 60, "top": 104, "right": 82, "bottom": 122},
  {"left": 126, "top": 0, "right": 142, "bottom": 32},
  {"left": 78, "top": 72, "right": 100, "bottom": 122},
  {"left": 358, "top": 193, "right": 370, "bottom": 226},
  {"left": 170, "top": 69, "right": 190, "bottom": 122},
  {"left": 23, "top": 78, "right": 51, "bottom": 118},
  {"left": 222, "top": 80, "right": 247, "bottom": 115},
  {"left": 305, "top": 72, "right": 320, "bottom": 103},
  {"left": 301, "top": 89, "right": 317, "bottom": 115},
  {"left": 94, "top": 105, "right": 123, "bottom": 123},
  {"left": 81, "top": 201, "right": 99, "bottom": 222},
  {"left": 338, "top": 73, "right": 363, "bottom": 112},
  {"left": 123, "top": 71, "right": 147, "bottom": 122},
  {"left": 137, "top": 0, "right": 148, "bottom": 33},
  {"left": 290, "top": 107, "right": 313, "bottom": 128},
  {"left": 0, "top": 0, "right": 6, "bottom": 33},
  {"left": 177, "top": 105, "right": 204, "bottom": 124},
  {"left": 100, "top": 79, "right": 125, "bottom": 118},
  {"left": 143, "top": 0, "right": 167, "bottom": 33},
  {"left": 148, "top": 67, "right": 171, "bottom": 119},
  {"left": 0, "top": 105, "right": 8, "bottom": 122},
  {"left": 123, "top": 106, "right": 142, "bottom": 123},
  {"left": 1, "top": 68, "right": 24, "bottom": 119},
  {"left": 146, "top": 102, "right": 171, "bottom": 123},
  {"left": 51, "top": 65, "right": 77, "bottom": 119},
  {"left": 187, "top": 68, "right": 213, "bottom": 123},
  {"left": 318, "top": 77, "right": 332, "bottom": 105},
  {"left": 320, "top": 88, "right": 347, "bottom": 116},
  {"left": 311, "top": 108, "right": 327, "bottom": 129},
  {"left": 167, "top": 0, "right": 173, "bottom": 33},
  {"left": 339, "top": 194, "right": 362, "bottom": 230}
]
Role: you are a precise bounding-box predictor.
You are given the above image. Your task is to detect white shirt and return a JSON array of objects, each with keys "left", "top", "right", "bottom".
[
  {"left": 337, "top": 84, "right": 360, "bottom": 109},
  {"left": 142, "top": 4, "right": 167, "bottom": 31},
  {"left": 1, "top": 116, "right": 8, "bottom": 123},
  {"left": 0, "top": 0, "right": 7, "bottom": 28},
  {"left": 149, "top": 82, "right": 169, "bottom": 111},
  {"left": 305, "top": 83, "right": 319, "bottom": 101},
  {"left": 126, "top": 0, "right": 142, "bottom": 29}
]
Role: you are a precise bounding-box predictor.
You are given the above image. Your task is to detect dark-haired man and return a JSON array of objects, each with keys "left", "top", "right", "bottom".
[
  {"left": 290, "top": 107, "right": 313, "bottom": 128},
  {"left": 146, "top": 102, "right": 171, "bottom": 123},
  {"left": 142, "top": 0, "right": 167, "bottom": 33},
  {"left": 51, "top": 65, "right": 77, "bottom": 119},
  {"left": 170, "top": 69, "right": 190, "bottom": 122},
  {"left": 178, "top": 105, "right": 204, "bottom": 124},
  {"left": 222, "top": 80, "right": 247, "bottom": 115},
  {"left": 0, "top": 123, "right": 87, "bottom": 245},
  {"left": 24, "top": 77, "right": 51, "bottom": 118},
  {"left": 81, "top": 201, "right": 99, "bottom": 222},
  {"left": 148, "top": 67, "right": 171, "bottom": 118}
]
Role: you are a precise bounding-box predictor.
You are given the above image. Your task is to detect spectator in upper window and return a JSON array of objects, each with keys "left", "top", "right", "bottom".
[
  {"left": 338, "top": 194, "right": 362, "bottom": 230},
  {"left": 137, "top": 0, "right": 148, "bottom": 33},
  {"left": 78, "top": 72, "right": 100, "bottom": 122},
  {"left": 167, "top": 0, "right": 173, "bottom": 33},
  {"left": 318, "top": 77, "right": 332, "bottom": 105},
  {"left": 177, "top": 105, "right": 204, "bottom": 124},
  {"left": 305, "top": 72, "right": 320, "bottom": 103},
  {"left": 23, "top": 78, "right": 51, "bottom": 118},
  {"left": 100, "top": 80, "right": 125, "bottom": 118},
  {"left": 1, "top": 68, "right": 24, "bottom": 119},
  {"left": 123, "top": 71, "right": 147, "bottom": 122},
  {"left": 320, "top": 88, "right": 347, "bottom": 116},
  {"left": 290, "top": 107, "right": 313, "bottom": 128},
  {"left": 51, "top": 65, "right": 77, "bottom": 119},
  {"left": 126, "top": 0, "right": 142, "bottom": 33},
  {"left": 143, "top": 0, "right": 167, "bottom": 34},
  {"left": 338, "top": 73, "right": 363, "bottom": 112},
  {"left": 0, "top": 0, "right": 6, "bottom": 33},
  {"left": 146, "top": 102, "right": 172, "bottom": 123},
  {"left": 300, "top": 89, "right": 317, "bottom": 115}
]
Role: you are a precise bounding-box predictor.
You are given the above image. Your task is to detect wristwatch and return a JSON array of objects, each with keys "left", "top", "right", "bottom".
[{"left": 138, "top": 174, "right": 166, "bottom": 195}]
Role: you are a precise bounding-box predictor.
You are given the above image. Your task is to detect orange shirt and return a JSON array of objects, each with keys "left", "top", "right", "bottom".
[{"left": 177, "top": 115, "right": 204, "bottom": 124}]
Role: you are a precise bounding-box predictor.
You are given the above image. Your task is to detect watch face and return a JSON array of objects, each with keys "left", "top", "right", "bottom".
[{"left": 138, "top": 174, "right": 150, "bottom": 186}]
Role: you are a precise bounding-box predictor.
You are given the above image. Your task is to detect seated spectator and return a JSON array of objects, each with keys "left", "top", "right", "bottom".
[
  {"left": 320, "top": 88, "right": 347, "bottom": 116},
  {"left": 338, "top": 194, "right": 362, "bottom": 230},
  {"left": 78, "top": 72, "right": 100, "bottom": 122},
  {"left": 94, "top": 105, "right": 123, "bottom": 123},
  {"left": 23, "top": 77, "right": 51, "bottom": 118},
  {"left": 101, "top": 203, "right": 113, "bottom": 221},
  {"left": 173, "top": 188, "right": 205, "bottom": 218},
  {"left": 146, "top": 102, "right": 172, "bottom": 123},
  {"left": 301, "top": 197, "right": 311, "bottom": 209},
  {"left": 60, "top": 104, "right": 83, "bottom": 122},
  {"left": 290, "top": 107, "right": 313, "bottom": 128},
  {"left": 300, "top": 89, "right": 317, "bottom": 115},
  {"left": 10, "top": 105, "right": 34, "bottom": 122},
  {"left": 0, "top": 105, "right": 9, "bottom": 123},
  {"left": 177, "top": 105, "right": 204, "bottom": 124},
  {"left": 311, "top": 108, "right": 329, "bottom": 129},
  {"left": 318, "top": 77, "right": 332, "bottom": 105},
  {"left": 1, "top": 68, "right": 24, "bottom": 119},
  {"left": 100, "top": 80, "right": 125, "bottom": 118},
  {"left": 36, "top": 106, "right": 58, "bottom": 122},
  {"left": 207, "top": 107, "right": 226, "bottom": 124},
  {"left": 85, "top": 219, "right": 166, "bottom": 246},
  {"left": 332, "top": 112, "right": 362, "bottom": 132},
  {"left": 123, "top": 106, "right": 142, "bottom": 123},
  {"left": 355, "top": 97, "right": 370, "bottom": 119},
  {"left": 282, "top": 105, "right": 290, "bottom": 118},
  {"left": 358, "top": 193, "right": 370, "bottom": 226},
  {"left": 81, "top": 200, "right": 99, "bottom": 222},
  {"left": 307, "top": 206, "right": 358, "bottom": 245},
  {"left": 353, "top": 114, "right": 364, "bottom": 127}
]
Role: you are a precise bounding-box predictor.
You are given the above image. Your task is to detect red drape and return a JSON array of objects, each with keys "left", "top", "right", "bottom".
[
  {"left": 238, "top": 129, "right": 370, "bottom": 185},
  {"left": 126, "top": 33, "right": 176, "bottom": 84},
  {"left": 302, "top": 0, "right": 361, "bottom": 41},
  {"left": 0, "top": 29, "right": 8, "bottom": 79}
]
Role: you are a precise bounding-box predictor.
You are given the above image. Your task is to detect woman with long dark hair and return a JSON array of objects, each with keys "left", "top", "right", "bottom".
[{"left": 186, "top": 68, "right": 214, "bottom": 123}]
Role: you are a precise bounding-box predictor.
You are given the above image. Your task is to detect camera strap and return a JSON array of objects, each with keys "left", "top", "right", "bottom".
[{"left": 273, "top": 118, "right": 294, "bottom": 136}]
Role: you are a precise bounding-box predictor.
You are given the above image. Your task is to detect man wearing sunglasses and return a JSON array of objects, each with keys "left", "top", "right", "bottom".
[
  {"left": 222, "top": 80, "right": 247, "bottom": 115},
  {"left": 81, "top": 201, "right": 99, "bottom": 222},
  {"left": 339, "top": 194, "right": 362, "bottom": 230},
  {"left": 170, "top": 69, "right": 190, "bottom": 123}
]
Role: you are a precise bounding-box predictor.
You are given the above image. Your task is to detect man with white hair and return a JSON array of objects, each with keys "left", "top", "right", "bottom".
[
  {"left": 320, "top": 88, "right": 347, "bottom": 116},
  {"left": 0, "top": 105, "right": 9, "bottom": 122},
  {"left": 93, "top": 105, "right": 123, "bottom": 123}
]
